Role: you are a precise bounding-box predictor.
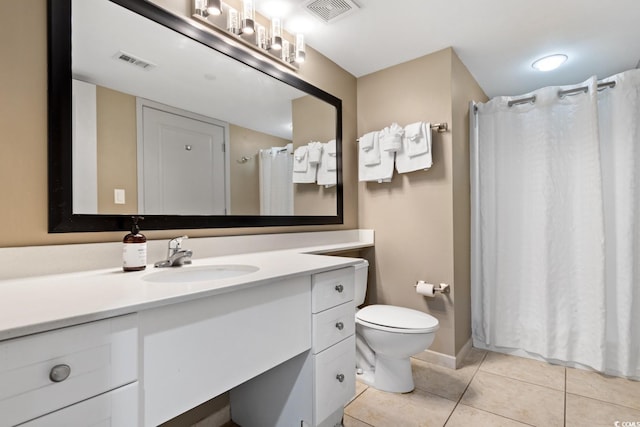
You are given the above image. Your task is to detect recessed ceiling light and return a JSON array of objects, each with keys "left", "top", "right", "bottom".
[{"left": 532, "top": 54, "right": 568, "bottom": 72}]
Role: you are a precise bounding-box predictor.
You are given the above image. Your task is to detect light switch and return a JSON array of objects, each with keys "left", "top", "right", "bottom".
[{"left": 114, "top": 188, "right": 126, "bottom": 204}]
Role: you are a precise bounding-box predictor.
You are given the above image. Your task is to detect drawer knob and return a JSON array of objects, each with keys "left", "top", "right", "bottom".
[
  {"left": 334, "top": 284, "right": 344, "bottom": 293},
  {"left": 335, "top": 322, "right": 344, "bottom": 330},
  {"left": 49, "top": 364, "right": 71, "bottom": 383},
  {"left": 336, "top": 373, "right": 345, "bottom": 383}
]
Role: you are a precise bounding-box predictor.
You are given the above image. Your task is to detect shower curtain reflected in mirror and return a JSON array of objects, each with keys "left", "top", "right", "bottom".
[
  {"left": 258, "top": 145, "right": 294, "bottom": 215},
  {"left": 471, "top": 70, "right": 640, "bottom": 379}
]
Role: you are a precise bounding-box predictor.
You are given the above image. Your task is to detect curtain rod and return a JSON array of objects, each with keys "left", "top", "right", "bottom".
[{"left": 506, "top": 81, "right": 617, "bottom": 107}]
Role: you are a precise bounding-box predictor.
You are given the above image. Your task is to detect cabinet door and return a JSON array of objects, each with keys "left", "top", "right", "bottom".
[
  {"left": 140, "top": 276, "right": 311, "bottom": 426},
  {"left": 314, "top": 335, "right": 356, "bottom": 425},
  {"left": 20, "top": 383, "right": 138, "bottom": 427}
]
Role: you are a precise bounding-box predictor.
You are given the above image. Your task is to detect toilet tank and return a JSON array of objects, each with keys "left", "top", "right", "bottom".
[{"left": 353, "top": 259, "right": 369, "bottom": 307}]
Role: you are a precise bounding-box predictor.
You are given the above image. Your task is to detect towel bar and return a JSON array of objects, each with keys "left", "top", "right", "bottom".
[{"left": 356, "top": 122, "right": 448, "bottom": 142}]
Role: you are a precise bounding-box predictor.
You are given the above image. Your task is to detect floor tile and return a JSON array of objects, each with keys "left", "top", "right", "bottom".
[
  {"left": 349, "top": 381, "right": 369, "bottom": 402},
  {"left": 566, "top": 367, "right": 640, "bottom": 411},
  {"left": 460, "top": 371, "right": 564, "bottom": 426},
  {"left": 445, "top": 404, "right": 532, "bottom": 427},
  {"left": 343, "top": 414, "right": 374, "bottom": 427},
  {"left": 345, "top": 387, "right": 456, "bottom": 427},
  {"left": 480, "top": 352, "right": 565, "bottom": 391},
  {"left": 411, "top": 357, "right": 478, "bottom": 402},
  {"left": 566, "top": 393, "right": 640, "bottom": 427}
]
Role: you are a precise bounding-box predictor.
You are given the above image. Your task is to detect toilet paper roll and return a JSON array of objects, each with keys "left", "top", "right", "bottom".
[{"left": 416, "top": 281, "right": 435, "bottom": 297}]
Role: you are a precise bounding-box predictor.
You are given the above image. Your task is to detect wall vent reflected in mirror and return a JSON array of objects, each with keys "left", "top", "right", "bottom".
[{"left": 113, "top": 50, "right": 156, "bottom": 70}]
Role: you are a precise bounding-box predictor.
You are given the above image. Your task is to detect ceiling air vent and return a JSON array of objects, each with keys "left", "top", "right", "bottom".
[
  {"left": 113, "top": 50, "right": 156, "bottom": 70},
  {"left": 304, "top": 0, "right": 360, "bottom": 24}
]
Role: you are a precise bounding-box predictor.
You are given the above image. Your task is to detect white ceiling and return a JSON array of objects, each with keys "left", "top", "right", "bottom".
[{"left": 260, "top": 0, "right": 640, "bottom": 97}]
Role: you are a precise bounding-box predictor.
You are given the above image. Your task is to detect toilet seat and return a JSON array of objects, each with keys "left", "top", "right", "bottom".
[{"left": 356, "top": 304, "right": 439, "bottom": 334}]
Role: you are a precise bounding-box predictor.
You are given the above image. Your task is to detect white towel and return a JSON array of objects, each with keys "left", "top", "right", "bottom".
[
  {"left": 292, "top": 146, "right": 318, "bottom": 183},
  {"left": 293, "top": 146, "right": 308, "bottom": 172},
  {"left": 359, "top": 136, "right": 395, "bottom": 183},
  {"left": 316, "top": 141, "right": 336, "bottom": 187},
  {"left": 325, "top": 139, "right": 337, "bottom": 171},
  {"left": 307, "top": 141, "right": 322, "bottom": 165},
  {"left": 395, "top": 122, "right": 432, "bottom": 173},
  {"left": 404, "top": 122, "right": 430, "bottom": 157},
  {"left": 359, "top": 131, "right": 381, "bottom": 166},
  {"left": 380, "top": 123, "right": 404, "bottom": 152}
]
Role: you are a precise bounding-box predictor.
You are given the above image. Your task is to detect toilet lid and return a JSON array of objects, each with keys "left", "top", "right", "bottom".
[{"left": 356, "top": 305, "right": 439, "bottom": 332}]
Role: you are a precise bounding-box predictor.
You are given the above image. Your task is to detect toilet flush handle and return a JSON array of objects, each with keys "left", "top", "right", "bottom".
[{"left": 335, "top": 284, "right": 344, "bottom": 293}]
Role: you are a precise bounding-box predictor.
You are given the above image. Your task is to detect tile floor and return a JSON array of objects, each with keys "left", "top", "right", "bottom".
[{"left": 344, "top": 349, "right": 640, "bottom": 427}]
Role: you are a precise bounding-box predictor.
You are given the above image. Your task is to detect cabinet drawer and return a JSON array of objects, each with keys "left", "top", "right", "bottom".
[
  {"left": 312, "top": 267, "right": 354, "bottom": 313},
  {"left": 312, "top": 301, "right": 355, "bottom": 354},
  {"left": 313, "top": 335, "right": 355, "bottom": 425},
  {"left": 0, "top": 314, "right": 138, "bottom": 427},
  {"left": 20, "top": 382, "right": 138, "bottom": 427}
]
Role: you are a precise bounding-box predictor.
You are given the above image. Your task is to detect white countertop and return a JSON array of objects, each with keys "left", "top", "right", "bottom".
[{"left": 0, "top": 251, "right": 363, "bottom": 341}]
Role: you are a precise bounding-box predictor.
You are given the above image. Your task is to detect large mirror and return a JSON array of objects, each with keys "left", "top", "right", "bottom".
[{"left": 48, "top": 0, "right": 343, "bottom": 232}]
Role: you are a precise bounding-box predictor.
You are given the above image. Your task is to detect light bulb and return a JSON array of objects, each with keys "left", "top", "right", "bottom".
[
  {"left": 241, "top": 0, "right": 255, "bottom": 35},
  {"left": 270, "top": 18, "right": 282, "bottom": 50},
  {"left": 295, "top": 33, "right": 305, "bottom": 63}
]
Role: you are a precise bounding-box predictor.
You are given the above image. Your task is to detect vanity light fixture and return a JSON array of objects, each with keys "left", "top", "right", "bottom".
[
  {"left": 194, "top": 0, "right": 221, "bottom": 16},
  {"left": 532, "top": 54, "right": 568, "bottom": 71},
  {"left": 281, "top": 39, "right": 291, "bottom": 63},
  {"left": 241, "top": 0, "right": 256, "bottom": 35},
  {"left": 270, "top": 17, "right": 283, "bottom": 50},
  {"left": 294, "top": 33, "right": 306, "bottom": 63},
  {"left": 256, "top": 24, "right": 267, "bottom": 49},
  {"left": 227, "top": 6, "right": 240, "bottom": 34},
  {"left": 207, "top": 0, "right": 222, "bottom": 16}
]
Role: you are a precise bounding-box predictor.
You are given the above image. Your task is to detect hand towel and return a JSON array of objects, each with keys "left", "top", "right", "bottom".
[
  {"left": 307, "top": 141, "right": 322, "bottom": 165},
  {"left": 325, "top": 139, "right": 337, "bottom": 171},
  {"left": 292, "top": 145, "right": 318, "bottom": 183},
  {"left": 316, "top": 141, "right": 337, "bottom": 187},
  {"left": 359, "top": 131, "right": 381, "bottom": 166},
  {"left": 359, "top": 135, "right": 395, "bottom": 183},
  {"left": 380, "top": 123, "right": 404, "bottom": 152},
  {"left": 404, "top": 122, "right": 430, "bottom": 157},
  {"left": 395, "top": 122, "right": 432, "bottom": 173},
  {"left": 293, "top": 146, "right": 308, "bottom": 172}
]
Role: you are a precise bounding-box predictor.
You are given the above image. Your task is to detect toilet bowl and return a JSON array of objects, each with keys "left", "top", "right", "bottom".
[{"left": 353, "top": 260, "right": 439, "bottom": 393}]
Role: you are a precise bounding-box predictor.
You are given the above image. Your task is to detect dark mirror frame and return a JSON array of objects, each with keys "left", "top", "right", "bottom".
[{"left": 48, "top": 0, "right": 343, "bottom": 232}]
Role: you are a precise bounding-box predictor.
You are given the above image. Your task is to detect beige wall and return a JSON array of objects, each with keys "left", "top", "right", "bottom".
[
  {"left": 96, "top": 86, "right": 138, "bottom": 214},
  {"left": 451, "top": 54, "right": 489, "bottom": 353},
  {"left": 0, "top": 0, "right": 357, "bottom": 247},
  {"left": 228, "top": 124, "right": 290, "bottom": 215},
  {"left": 357, "top": 48, "right": 486, "bottom": 357}
]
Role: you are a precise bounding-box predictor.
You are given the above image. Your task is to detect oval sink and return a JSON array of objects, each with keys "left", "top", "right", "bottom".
[{"left": 143, "top": 264, "right": 259, "bottom": 283}]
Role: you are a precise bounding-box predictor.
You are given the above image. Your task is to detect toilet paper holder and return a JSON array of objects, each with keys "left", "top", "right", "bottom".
[{"left": 414, "top": 282, "right": 450, "bottom": 294}]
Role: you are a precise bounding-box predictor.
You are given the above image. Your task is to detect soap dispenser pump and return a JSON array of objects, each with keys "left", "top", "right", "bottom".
[{"left": 122, "top": 216, "right": 147, "bottom": 272}]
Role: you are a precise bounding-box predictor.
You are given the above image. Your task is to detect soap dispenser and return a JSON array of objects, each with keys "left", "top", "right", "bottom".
[{"left": 122, "top": 216, "right": 147, "bottom": 271}]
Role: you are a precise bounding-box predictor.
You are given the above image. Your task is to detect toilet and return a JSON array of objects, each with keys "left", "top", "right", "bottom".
[{"left": 353, "top": 260, "right": 439, "bottom": 393}]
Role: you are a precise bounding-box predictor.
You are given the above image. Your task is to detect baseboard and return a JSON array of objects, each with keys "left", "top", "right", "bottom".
[{"left": 413, "top": 338, "right": 473, "bottom": 369}]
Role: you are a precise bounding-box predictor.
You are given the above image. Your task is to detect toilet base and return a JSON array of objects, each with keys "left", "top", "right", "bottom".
[{"left": 356, "top": 355, "right": 415, "bottom": 393}]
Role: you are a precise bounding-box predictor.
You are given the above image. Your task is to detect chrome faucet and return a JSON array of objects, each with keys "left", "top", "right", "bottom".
[{"left": 154, "top": 235, "right": 193, "bottom": 268}]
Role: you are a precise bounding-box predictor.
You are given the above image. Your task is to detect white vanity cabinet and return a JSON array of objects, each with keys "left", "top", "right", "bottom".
[
  {"left": 310, "top": 267, "right": 356, "bottom": 427},
  {"left": 231, "top": 266, "right": 356, "bottom": 427},
  {"left": 139, "top": 275, "right": 312, "bottom": 427},
  {"left": 0, "top": 314, "right": 138, "bottom": 427}
]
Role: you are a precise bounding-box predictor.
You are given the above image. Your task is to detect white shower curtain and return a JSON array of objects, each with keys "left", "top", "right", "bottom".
[
  {"left": 471, "top": 70, "right": 640, "bottom": 379},
  {"left": 258, "top": 147, "right": 294, "bottom": 215}
]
